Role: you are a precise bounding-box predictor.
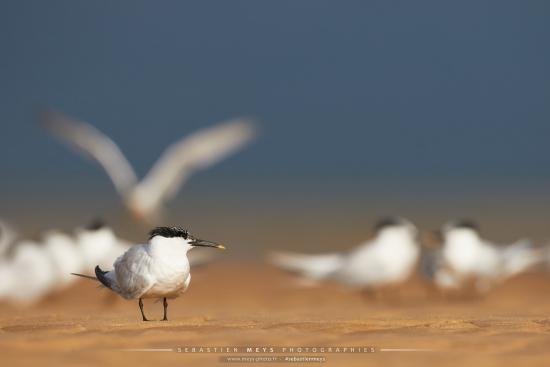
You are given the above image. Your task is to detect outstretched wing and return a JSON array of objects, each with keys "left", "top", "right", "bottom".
[
  {"left": 131, "top": 118, "right": 256, "bottom": 213},
  {"left": 40, "top": 110, "right": 138, "bottom": 195}
]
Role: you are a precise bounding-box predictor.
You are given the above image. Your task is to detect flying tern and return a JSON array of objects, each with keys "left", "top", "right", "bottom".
[
  {"left": 269, "top": 217, "right": 420, "bottom": 289},
  {"left": 40, "top": 111, "right": 256, "bottom": 223},
  {"left": 73, "top": 226, "right": 225, "bottom": 321}
]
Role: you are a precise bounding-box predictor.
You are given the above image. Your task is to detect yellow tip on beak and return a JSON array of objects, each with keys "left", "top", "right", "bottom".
[{"left": 216, "top": 244, "right": 226, "bottom": 250}]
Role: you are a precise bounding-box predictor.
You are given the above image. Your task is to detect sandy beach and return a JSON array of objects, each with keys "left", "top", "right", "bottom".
[{"left": 1, "top": 262, "right": 550, "bottom": 367}]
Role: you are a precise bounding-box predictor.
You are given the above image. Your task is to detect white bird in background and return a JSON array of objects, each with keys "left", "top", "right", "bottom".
[
  {"left": 430, "top": 220, "right": 544, "bottom": 293},
  {"left": 269, "top": 217, "right": 420, "bottom": 289},
  {"left": 74, "top": 219, "right": 124, "bottom": 270},
  {"left": 0, "top": 219, "right": 128, "bottom": 304},
  {"left": 73, "top": 226, "right": 226, "bottom": 321},
  {"left": 0, "top": 240, "right": 58, "bottom": 304},
  {"left": 42, "top": 229, "right": 84, "bottom": 287},
  {"left": 0, "top": 222, "right": 60, "bottom": 304},
  {"left": 40, "top": 110, "right": 256, "bottom": 224}
]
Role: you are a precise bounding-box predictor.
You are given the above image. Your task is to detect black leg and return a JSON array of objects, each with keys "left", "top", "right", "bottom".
[
  {"left": 139, "top": 298, "right": 149, "bottom": 321},
  {"left": 162, "top": 297, "right": 168, "bottom": 321}
]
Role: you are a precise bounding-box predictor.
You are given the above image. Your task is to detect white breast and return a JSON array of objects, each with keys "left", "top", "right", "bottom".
[
  {"left": 140, "top": 237, "right": 191, "bottom": 299},
  {"left": 337, "top": 228, "right": 419, "bottom": 287},
  {"left": 443, "top": 230, "right": 500, "bottom": 276}
]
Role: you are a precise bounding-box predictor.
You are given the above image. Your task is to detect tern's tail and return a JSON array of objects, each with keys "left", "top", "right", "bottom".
[
  {"left": 501, "top": 239, "right": 545, "bottom": 278},
  {"left": 94, "top": 265, "right": 116, "bottom": 290},
  {"left": 70, "top": 273, "right": 98, "bottom": 281},
  {"left": 268, "top": 251, "right": 345, "bottom": 281}
]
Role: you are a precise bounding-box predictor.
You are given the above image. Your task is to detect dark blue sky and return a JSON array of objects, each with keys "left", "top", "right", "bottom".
[{"left": 1, "top": 1, "right": 550, "bottom": 186}]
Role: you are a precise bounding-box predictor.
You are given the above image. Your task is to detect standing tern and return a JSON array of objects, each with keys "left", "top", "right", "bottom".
[
  {"left": 0, "top": 224, "right": 103, "bottom": 303},
  {"left": 431, "top": 220, "right": 544, "bottom": 292},
  {"left": 0, "top": 239, "right": 58, "bottom": 304},
  {"left": 73, "top": 226, "right": 225, "bottom": 321},
  {"left": 40, "top": 111, "right": 256, "bottom": 223},
  {"left": 269, "top": 217, "right": 420, "bottom": 289}
]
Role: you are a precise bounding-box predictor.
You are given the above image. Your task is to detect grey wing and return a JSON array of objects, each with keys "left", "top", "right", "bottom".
[
  {"left": 113, "top": 246, "right": 155, "bottom": 299},
  {"left": 131, "top": 118, "right": 256, "bottom": 213},
  {"left": 40, "top": 110, "right": 138, "bottom": 195}
]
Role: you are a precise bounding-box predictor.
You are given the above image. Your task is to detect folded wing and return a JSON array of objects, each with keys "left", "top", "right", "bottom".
[{"left": 111, "top": 245, "right": 155, "bottom": 299}]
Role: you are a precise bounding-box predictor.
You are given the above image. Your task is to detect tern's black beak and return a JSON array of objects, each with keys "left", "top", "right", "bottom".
[{"left": 190, "top": 238, "right": 226, "bottom": 250}]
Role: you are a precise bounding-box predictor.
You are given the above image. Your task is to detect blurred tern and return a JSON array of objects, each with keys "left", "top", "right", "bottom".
[
  {"left": 75, "top": 219, "right": 122, "bottom": 270},
  {"left": 41, "top": 111, "right": 256, "bottom": 223},
  {"left": 42, "top": 230, "right": 84, "bottom": 287},
  {"left": 269, "top": 217, "right": 420, "bottom": 289},
  {"left": 0, "top": 219, "right": 133, "bottom": 304},
  {"left": 0, "top": 240, "right": 58, "bottom": 304},
  {"left": 431, "top": 220, "right": 543, "bottom": 292},
  {"left": 73, "top": 226, "right": 225, "bottom": 321}
]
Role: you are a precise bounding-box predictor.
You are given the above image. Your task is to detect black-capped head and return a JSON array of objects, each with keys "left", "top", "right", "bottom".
[
  {"left": 149, "top": 226, "right": 189, "bottom": 240},
  {"left": 86, "top": 218, "right": 106, "bottom": 231},
  {"left": 444, "top": 219, "right": 480, "bottom": 233},
  {"left": 373, "top": 217, "right": 407, "bottom": 232},
  {"left": 372, "top": 216, "right": 418, "bottom": 239},
  {"left": 148, "top": 226, "right": 226, "bottom": 250}
]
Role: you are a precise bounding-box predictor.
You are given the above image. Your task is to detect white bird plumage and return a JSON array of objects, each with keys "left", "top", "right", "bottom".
[
  {"left": 41, "top": 111, "right": 256, "bottom": 223},
  {"left": 430, "top": 220, "right": 544, "bottom": 292},
  {"left": 0, "top": 222, "right": 124, "bottom": 304},
  {"left": 42, "top": 230, "right": 84, "bottom": 287},
  {"left": 1, "top": 240, "right": 58, "bottom": 304},
  {"left": 92, "top": 226, "right": 225, "bottom": 321},
  {"left": 74, "top": 222, "right": 122, "bottom": 270},
  {"left": 269, "top": 218, "right": 420, "bottom": 289}
]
